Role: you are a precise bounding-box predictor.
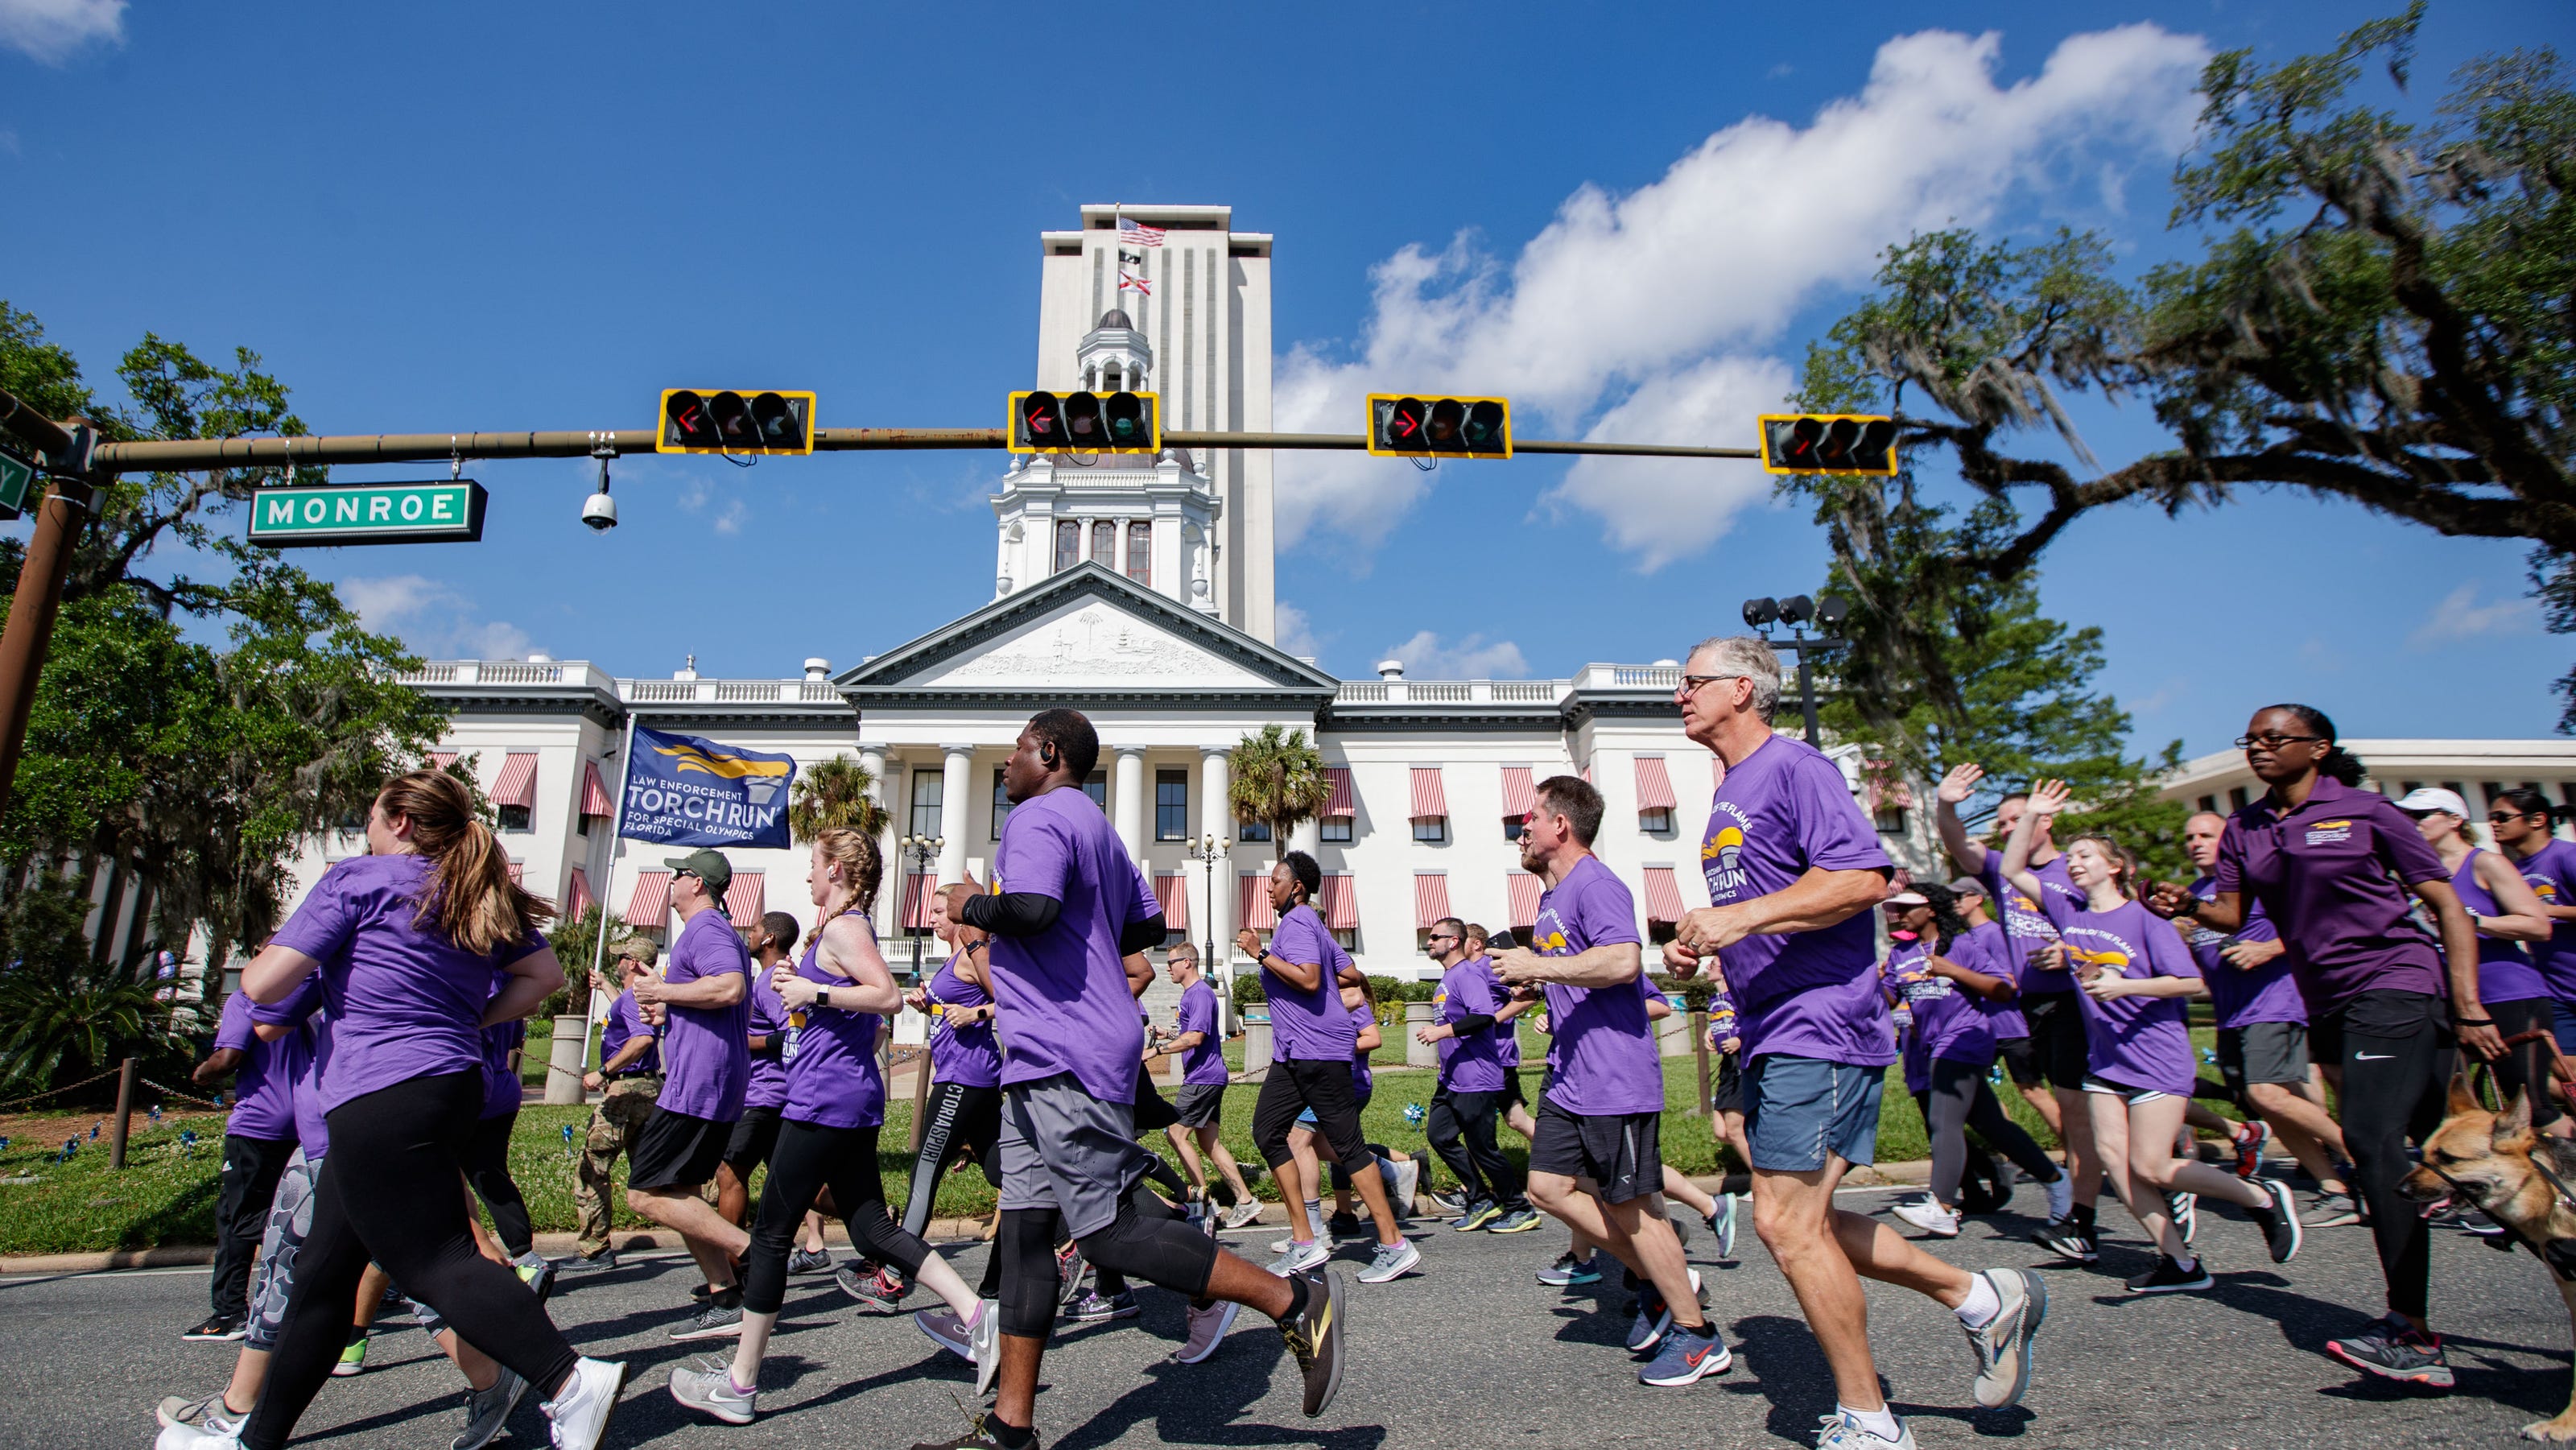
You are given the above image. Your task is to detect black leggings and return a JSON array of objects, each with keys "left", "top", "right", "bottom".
[
  {"left": 902, "top": 1081, "right": 1003, "bottom": 1240},
  {"left": 1427, "top": 1086, "right": 1524, "bottom": 1209},
  {"left": 464, "top": 1107, "right": 534, "bottom": 1258},
  {"left": 745, "top": 1118, "right": 931, "bottom": 1316},
  {"left": 1253, "top": 1059, "right": 1373, "bottom": 1175},
  {"left": 2318, "top": 990, "right": 2454, "bottom": 1321},
  {"left": 242, "top": 1072, "right": 578, "bottom": 1450},
  {"left": 1917, "top": 1059, "right": 2059, "bottom": 1207},
  {"left": 997, "top": 1186, "right": 1216, "bottom": 1340}
]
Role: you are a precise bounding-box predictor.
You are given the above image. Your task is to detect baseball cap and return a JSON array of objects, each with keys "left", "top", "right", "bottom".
[
  {"left": 666, "top": 847, "right": 734, "bottom": 897},
  {"left": 1946, "top": 876, "right": 1988, "bottom": 899},
  {"left": 1883, "top": 889, "right": 1929, "bottom": 907},
  {"left": 610, "top": 936, "right": 660, "bottom": 967},
  {"left": 2393, "top": 787, "right": 2469, "bottom": 819}
]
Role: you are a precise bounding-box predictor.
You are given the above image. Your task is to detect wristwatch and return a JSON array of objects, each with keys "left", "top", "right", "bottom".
[{"left": 816, "top": 986, "right": 832, "bottom": 1011}]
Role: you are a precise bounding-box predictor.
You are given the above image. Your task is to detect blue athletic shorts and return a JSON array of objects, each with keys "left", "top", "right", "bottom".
[{"left": 1744, "top": 1054, "right": 1884, "bottom": 1172}]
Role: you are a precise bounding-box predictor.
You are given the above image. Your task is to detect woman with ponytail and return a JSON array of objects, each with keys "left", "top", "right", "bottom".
[{"left": 187, "top": 770, "right": 627, "bottom": 1450}]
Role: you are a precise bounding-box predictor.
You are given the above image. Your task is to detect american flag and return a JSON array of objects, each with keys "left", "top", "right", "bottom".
[
  {"left": 1117, "top": 217, "right": 1165, "bottom": 247},
  {"left": 1118, "top": 270, "right": 1153, "bottom": 295}
]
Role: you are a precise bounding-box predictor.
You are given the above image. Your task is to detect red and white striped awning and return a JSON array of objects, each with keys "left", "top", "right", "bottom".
[
  {"left": 1237, "top": 873, "right": 1279, "bottom": 931},
  {"left": 1414, "top": 872, "right": 1453, "bottom": 929},
  {"left": 1323, "top": 767, "right": 1355, "bottom": 818},
  {"left": 430, "top": 750, "right": 458, "bottom": 770},
  {"left": 491, "top": 753, "right": 539, "bottom": 809},
  {"left": 506, "top": 861, "right": 525, "bottom": 886},
  {"left": 1319, "top": 874, "right": 1357, "bottom": 932},
  {"left": 565, "top": 867, "right": 596, "bottom": 919},
  {"left": 902, "top": 872, "right": 935, "bottom": 930},
  {"left": 1643, "top": 866, "right": 1687, "bottom": 924},
  {"left": 1154, "top": 873, "right": 1189, "bottom": 932},
  {"left": 724, "top": 871, "right": 764, "bottom": 923},
  {"left": 1635, "top": 755, "right": 1677, "bottom": 812},
  {"left": 580, "top": 760, "right": 614, "bottom": 817},
  {"left": 623, "top": 870, "right": 673, "bottom": 929},
  {"left": 1500, "top": 766, "right": 1535, "bottom": 819},
  {"left": 1506, "top": 872, "right": 1544, "bottom": 928},
  {"left": 1409, "top": 766, "right": 1448, "bottom": 819}
]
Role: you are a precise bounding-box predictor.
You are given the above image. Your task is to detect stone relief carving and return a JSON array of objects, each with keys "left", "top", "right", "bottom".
[{"left": 926, "top": 603, "right": 1262, "bottom": 684}]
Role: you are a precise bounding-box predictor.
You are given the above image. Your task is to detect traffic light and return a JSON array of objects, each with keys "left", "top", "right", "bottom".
[
  {"left": 1367, "top": 395, "right": 1511, "bottom": 459},
  {"left": 658, "top": 390, "right": 815, "bottom": 455},
  {"left": 1008, "top": 390, "right": 1160, "bottom": 454},
  {"left": 1757, "top": 414, "right": 1898, "bottom": 475}
]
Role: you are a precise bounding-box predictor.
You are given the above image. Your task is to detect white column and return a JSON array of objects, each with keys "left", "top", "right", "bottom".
[
  {"left": 859, "top": 746, "right": 888, "bottom": 809},
  {"left": 1290, "top": 817, "right": 1321, "bottom": 857},
  {"left": 1113, "top": 746, "right": 1146, "bottom": 865},
  {"left": 938, "top": 745, "right": 975, "bottom": 888},
  {"left": 1200, "top": 746, "right": 1234, "bottom": 972}
]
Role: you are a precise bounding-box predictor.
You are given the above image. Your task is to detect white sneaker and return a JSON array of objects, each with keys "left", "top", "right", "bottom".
[
  {"left": 1358, "top": 1238, "right": 1420, "bottom": 1283},
  {"left": 542, "top": 1357, "right": 628, "bottom": 1450},
  {"left": 2043, "top": 1174, "right": 2074, "bottom": 1221},
  {"left": 1814, "top": 1410, "right": 1918, "bottom": 1448},
  {"left": 1381, "top": 1155, "right": 1420, "bottom": 1221},
  {"left": 155, "top": 1423, "right": 240, "bottom": 1450},
  {"left": 1265, "top": 1239, "right": 1327, "bottom": 1276},
  {"left": 667, "top": 1356, "right": 755, "bottom": 1425},
  {"left": 1891, "top": 1197, "right": 1961, "bottom": 1237},
  {"left": 1222, "top": 1200, "right": 1265, "bottom": 1229},
  {"left": 970, "top": 1299, "right": 1002, "bottom": 1398}
]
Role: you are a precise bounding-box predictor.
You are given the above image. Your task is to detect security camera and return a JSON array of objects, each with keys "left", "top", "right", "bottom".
[{"left": 581, "top": 490, "right": 618, "bottom": 531}]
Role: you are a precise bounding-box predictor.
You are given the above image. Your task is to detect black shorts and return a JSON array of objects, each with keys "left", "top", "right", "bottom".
[
  {"left": 1503, "top": 1068, "right": 1528, "bottom": 1108},
  {"left": 2311, "top": 988, "right": 2452, "bottom": 1066},
  {"left": 723, "top": 1105, "right": 783, "bottom": 1175},
  {"left": 1527, "top": 1097, "right": 1662, "bottom": 1204},
  {"left": 1710, "top": 1055, "right": 1744, "bottom": 1117},
  {"left": 2215, "top": 1021, "right": 2311, "bottom": 1096},
  {"left": 631, "top": 1106, "right": 734, "bottom": 1191},
  {"left": 1997, "top": 1037, "right": 2043, "bottom": 1089},
  {"left": 2019, "top": 991, "right": 2091, "bottom": 1092},
  {"left": 1132, "top": 1067, "right": 1182, "bottom": 1134},
  {"left": 1173, "top": 1083, "right": 1226, "bottom": 1129}
]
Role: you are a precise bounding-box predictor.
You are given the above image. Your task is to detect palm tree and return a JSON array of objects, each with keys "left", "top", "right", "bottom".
[
  {"left": 1227, "top": 725, "right": 1331, "bottom": 859},
  {"left": 788, "top": 754, "right": 887, "bottom": 844}
]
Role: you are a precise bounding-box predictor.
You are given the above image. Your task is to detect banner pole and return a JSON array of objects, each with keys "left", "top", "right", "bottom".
[{"left": 584, "top": 711, "right": 640, "bottom": 1071}]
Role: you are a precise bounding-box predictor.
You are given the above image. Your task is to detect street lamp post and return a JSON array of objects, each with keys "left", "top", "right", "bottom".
[
  {"left": 1740, "top": 594, "right": 1850, "bottom": 748},
  {"left": 1186, "top": 832, "right": 1231, "bottom": 1030},
  {"left": 900, "top": 833, "right": 943, "bottom": 984}
]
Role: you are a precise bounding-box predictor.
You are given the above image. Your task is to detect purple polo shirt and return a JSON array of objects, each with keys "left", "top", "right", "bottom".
[
  {"left": 782, "top": 910, "right": 884, "bottom": 1129},
  {"left": 658, "top": 908, "right": 753, "bottom": 1123},
  {"left": 988, "top": 783, "right": 1153, "bottom": 1104},
  {"left": 1174, "top": 977, "right": 1228, "bottom": 1086},
  {"left": 2038, "top": 890, "right": 2201, "bottom": 1097},
  {"left": 214, "top": 993, "right": 297, "bottom": 1142},
  {"left": 2512, "top": 838, "right": 2576, "bottom": 1002},
  {"left": 2215, "top": 775, "right": 2449, "bottom": 1013},
  {"left": 1975, "top": 847, "right": 2081, "bottom": 996},
  {"left": 599, "top": 991, "right": 658, "bottom": 1076},
  {"left": 1435, "top": 955, "right": 1509, "bottom": 1093},
  {"left": 2456, "top": 849, "right": 2550, "bottom": 1004},
  {"left": 927, "top": 953, "right": 1003, "bottom": 1089},
  {"left": 249, "top": 976, "right": 328, "bottom": 1159},
  {"left": 743, "top": 966, "right": 790, "bottom": 1112},
  {"left": 1701, "top": 733, "right": 1895, "bottom": 1068},
  {"left": 1534, "top": 854, "right": 1659, "bottom": 1117},
  {"left": 1959, "top": 919, "right": 2029, "bottom": 1040},
  {"left": 265, "top": 853, "right": 550, "bottom": 1115},
  {"left": 2188, "top": 876, "right": 2301, "bottom": 1029},
  {"left": 1265, "top": 903, "right": 1359, "bottom": 1063}
]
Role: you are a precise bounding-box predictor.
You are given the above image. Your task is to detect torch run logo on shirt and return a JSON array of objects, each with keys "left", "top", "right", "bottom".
[
  {"left": 2062, "top": 937, "right": 2136, "bottom": 974},
  {"left": 2305, "top": 820, "right": 2354, "bottom": 845},
  {"left": 1700, "top": 803, "right": 1756, "bottom": 898}
]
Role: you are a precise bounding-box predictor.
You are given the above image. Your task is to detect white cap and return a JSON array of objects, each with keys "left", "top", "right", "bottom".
[
  {"left": 1882, "top": 890, "right": 1929, "bottom": 907},
  {"left": 2394, "top": 786, "right": 2470, "bottom": 818}
]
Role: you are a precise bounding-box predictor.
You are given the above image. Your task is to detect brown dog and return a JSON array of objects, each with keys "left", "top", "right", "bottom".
[{"left": 2400, "top": 1078, "right": 2576, "bottom": 1440}]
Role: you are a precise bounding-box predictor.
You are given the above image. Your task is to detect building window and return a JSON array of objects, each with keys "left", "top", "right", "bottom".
[
  {"left": 1055, "top": 520, "right": 1080, "bottom": 573},
  {"left": 1639, "top": 808, "right": 1673, "bottom": 835},
  {"left": 1156, "top": 770, "right": 1190, "bottom": 841},
  {"left": 1239, "top": 820, "right": 1270, "bottom": 843},
  {"left": 2196, "top": 795, "right": 2217, "bottom": 814},
  {"left": 992, "top": 768, "right": 1013, "bottom": 839},
  {"left": 574, "top": 809, "right": 589, "bottom": 837},
  {"left": 1504, "top": 814, "right": 1527, "bottom": 841},
  {"left": 1092, "top": 520, "right": 1116, "bottom": 565},
  {"left": 1322, "top": 817, "right": 1352, "bottom": 843},
  {"left": 1127, "top": 521, "right": 1151, "bottom": 585},
  {"left": 1872, "top": 807, "right": 1907, "bottom": 836},
  {"left": 1332, "top": 927, "right": 1359, "bottom": 952},
  {"left": 1084, "top": 770, "right": 1108, "bottom": 809},
  {"left": 2441, "top": 780, "right": 2467, "bottom": 801},
  {"left": 1414, "top": 817, "right": 1446, "bottom": 844},
  {"left": 2227, "top": 786, "right": 2248, "bottom": 811},
  {"left": 497, "top": 804, "right": 532, "bottom": 833},
  {"left": 910, "top": 769, "right": 943, "bottom": 840}
]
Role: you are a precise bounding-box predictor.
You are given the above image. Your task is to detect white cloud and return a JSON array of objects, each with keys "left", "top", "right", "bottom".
[
  {"left": 1273, "top": 23, "right": 2208, "bottom": 564},
  {"left": 1385, "top": 630, "right": 1530, "bottom": 680},
  {"left": 1274, "top": 601, "right": 1322, "bottom": 660},
  {"left": 339, "top": 572, "right": 543, "bottom": 661},
  {"left": 2411, "top": 583, "right": 2540, "bottom": 646},
  {"left": 1542, "top": 356, "right": 1792, "bottom": 571},
  {"left": 0, "top": 0, "right": 123, "bottom": 63},
  {"left": 714, "top": 498, "right": 748, "bottom": 535}
]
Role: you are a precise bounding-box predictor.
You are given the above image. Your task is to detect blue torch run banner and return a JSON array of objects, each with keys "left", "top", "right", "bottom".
[{"left": 618, "top": 727, "right": 797, "bottom": 849}]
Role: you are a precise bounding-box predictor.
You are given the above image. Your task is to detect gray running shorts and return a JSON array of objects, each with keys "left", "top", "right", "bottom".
[{"left": 997, "top": 1072, "right": 1148, "bottom": 1241}]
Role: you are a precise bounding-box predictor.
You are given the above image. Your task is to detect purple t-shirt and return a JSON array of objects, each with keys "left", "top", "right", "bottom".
[
  {"left": 1702, "top": 733, "right": 1896, "bottom": 1068},
  {"left": 2457, "top": 849, "right": 2550, "bottom": 1004},
  {"left": 1473, "top": 954, "right": 1521, "bottom": 1068},
  {"left": 1435, "top": 955, "right": 1509, "bottom": 1093},
  {"left": 658, "top": 908, "right": 753, "bottom": 1122},
  {"left": 249, "top": 976, "right": 328, "bottom": 1159},
  {"left": 1706, "top": 985, "right": 1740, "bottom": 1053},
  {"left": 1534, "top": 854, "right": 1657, "bottom": 1116},
  {"left": 1976, "top": 847, "right": 2081, "bottom": 997},
  {"left": 1174, "top": 977, "right": 1228, "bottom": 1087},
  {"left": 2188, "top": 876, "right": 2301, "bottom": 1029},
  {"left": 265, "top": 853, "right": 550, "bottom": 1115},
  {"left": 1893, "top": 935, "right": 1999, "bottom": 1095},
  {"left": 989, "top": 784, "right": 1152, "bottom": 1104},
  {"left": 2215, "top": 776, "right": 2449, "bottom": 1013},
  {"left": 479, "top": 1018, "right": 525, "bottom": 1121},
  {"left": 2037, "top": 890, "right": 2201, "bottom": 1097},
  {"left": 743, "top": 967, "right": 790, "bottom": 1111},
  {"left": 927, "top": 952, "right": 1003, "bottom": 1089},
  {"left": 2512, "top": 839, "right": 2576, "bottom": 1002},
  {"left": 599, "top": 991, "right": 658, "bottom": 1076},
  {"left": 1959, "top": 919, "right": 2028, "bottom": 1040},
  {"left": 783, "top": 909, "right": 886, "bottom": 1128},
  {"left": 1265, "top": 903, "right": 1359, "bottom": 1063},
  {"left": 214, "top": 993, "right": 297, "bottom": 1142}
]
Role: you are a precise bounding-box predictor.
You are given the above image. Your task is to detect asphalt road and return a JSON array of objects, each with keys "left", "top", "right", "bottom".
[{"left": 10, "top": 1184, "right": 2573, "bottom": 1449}]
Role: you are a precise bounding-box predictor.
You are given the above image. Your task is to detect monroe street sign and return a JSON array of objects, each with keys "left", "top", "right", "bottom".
[
  {"left": 0, "top": 450, "right": 33, "bottom": 522},
  {"left": 247, "top": 480, "right": 488, "bottom": 547}
]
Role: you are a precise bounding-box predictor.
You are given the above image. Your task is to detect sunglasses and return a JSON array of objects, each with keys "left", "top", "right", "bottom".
[
  {"left": 2491, "top": 810, "right": 2545, "bottom": 823},
  {"left": 2235, "top": 733, "right": 2325, "bottom": 750}
]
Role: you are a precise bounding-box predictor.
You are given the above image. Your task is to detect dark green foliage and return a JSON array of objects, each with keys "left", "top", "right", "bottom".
[{"left": 0, "top": 874, "right": 188, "bottom": 1093}]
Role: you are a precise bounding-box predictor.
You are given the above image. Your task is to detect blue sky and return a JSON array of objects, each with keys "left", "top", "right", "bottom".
[{"left": 2, "top": 0, "right": 2566, "bottom": 761}]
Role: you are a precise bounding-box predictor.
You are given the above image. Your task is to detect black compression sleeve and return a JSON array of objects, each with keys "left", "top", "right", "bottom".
[
  {"left": 960, "top": 891, "right": 1062, "bottom": 937},
  {"left": 1451, "top": 1012, "right": 1496, "bottom": 1035},
  {"left": 1118, "top": 911, "right": 1168, "bottom": 956}
]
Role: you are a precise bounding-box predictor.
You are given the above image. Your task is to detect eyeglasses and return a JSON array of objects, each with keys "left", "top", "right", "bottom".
[
  {"left": 1426, "top": 933, "right": 1459, "bottom": 944},
  {"left": 672, "top": 869, "right": 698, "bottom": 881},
  {"left": 2491, "top": 810, "right": 2541, "bottom": 823},
  {"left": 1678, "top": 673, "right": 1741, "bottom": 696},
  {"left": 2234, "top": 733, "right": 2325, "bottom": 750}
]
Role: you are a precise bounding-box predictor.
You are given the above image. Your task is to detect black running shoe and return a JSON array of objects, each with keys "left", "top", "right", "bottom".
[
  {"left": 2124, "top": 1254, "right": 2214, "bottom": 1295},
  {"left": 906, "top": 1409, "right": 1038, "bottom": 1450},
  {"left": 2251, "top": 1178, "right": 2302, "bottom": 1263},
  {"left": 1281, "top": 1268, "right": 1350, "bottom": 1419},
  {"left": 2033, "top": 1216, "right": 2098, "bottom": 1263},
  {"left": 181, "top": 1314, "right": 246, "bottom": 1342},
  {"left": 2326, "top": 1312, "right": 2454, "bottom": 1388}
]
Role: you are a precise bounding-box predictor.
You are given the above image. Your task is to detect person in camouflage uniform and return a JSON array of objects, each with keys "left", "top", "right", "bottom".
[{"left": 564, "top": 941, "right": 666, "bottom": 1269}]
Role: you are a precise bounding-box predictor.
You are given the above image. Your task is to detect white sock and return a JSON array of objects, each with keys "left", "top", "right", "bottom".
[
  {"left": 1307, "top": 1199, "right": 1325, "bottom": 1224},
  {"left": 2045, "top": 1174, "right": 2074, "bottom": 1219},
  {"left": 1954, "top": 1271, "right": 2000, "bottom": 1328},
  {"left": 1841, "top": 1402, "right": 1902, "bottom": 1440}
]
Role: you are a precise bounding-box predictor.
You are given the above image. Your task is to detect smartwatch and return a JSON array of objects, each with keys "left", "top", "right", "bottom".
[{"left": 816, "top": 986, "right": 832, "bottom": 1011}]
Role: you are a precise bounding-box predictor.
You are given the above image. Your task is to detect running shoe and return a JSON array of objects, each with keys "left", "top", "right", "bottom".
[
  {"left": 455, "top": 1366, "right": 530, "bottom": 1450},
  {"left": 786, "top": 1246, "right": 835, "bottom": 1275},
  {"left": 1813, "top": 1410, "right": 1918, "bottom": 1448},
  {"left": 2306, "top": 1190, "right": 2364, "bottom": 1228},
  {"left": 1626, "top": 1269, "right": 1704, "bottom": 1353},
  {"left": 1266, "top": 1239, "right": 1328, "bottom": 1276},
  {"left": 1173, "top": 1299, "right": 1241, "bottom": 1364},
  {"left": 180, "top": 1314, "right": 246, "bottom": 1342},
  {"left": 1962, "top": 1269, "right": 2047, "bottom": 1409},
  {"left": 332, "top": 1331, "right": 370, "bottom": 1377},
  {"left": 1422, "top": 1190, "right": 1467, "bottom": 1217},
  {"left": 1488, "top": 1208, "right": 1543, "bottom": 1235},
  {"left": 154, "top": 1423, "right": 241, "bottom": 1450},
  {"left": 837, "top": 1262, "right": 907, "bottom": 1312},
  {"left": 2124, "top": 1254, "right": 2213, "bottom": 1295},
  {"left": 515, "top": 1254, "right": 556, "bottom": 1303},
  {"left": 2033, "top": 1216, "right": 2099, "bottom": 1263},
  {"left": 1327, "top": 1210, "right": 1364, "bottom": 1241},
  {"left": 1067, "top": 1288, "right": 1141, "bottom": 1323},
  {"left": 2042, "top": 1174, "right": 2074, "bottom": 1223},
  {"left": 667, "top": 1355, "right": 756, "bottom": 1425},
  {"left": 913, "top": 1300, "right": 985, "bottom": 1361},
  {"left": 1709, "top": 1192, "right": 1739, "bottom": 1259},
  {"left": 1451, "top": 1200, "right": 1502, "bottom": 1232},
  {"left": 1055, "top": 1241, "right": 1088, "bottom": 1307},
  {"left": 971, "top": 1299, "right": 1001, "bottom": 1398},
  {"left": 2325, "top": 1312, "right": 2455, "bottom": 1388},
  {"left": 1222, "top": 1200, "right": 1265, "bottom": 1230},
  {"left": 541, "top": 1357, "right": 629, "bottom": 1450},
  {"left": 1280, "top": 1267, "right": 1351, "bottom": 1418},
  {"left": 667, "top": 1300, "right": 745, "bottom": 1341},
  {"left": 2459, "top": 1208, "right": 2510, "bottom": 1238},
  {"left": 1358, "top": 1238, "right": 1421, "bottom": 1283},
  {"left": 2249, "top": 1177, "right": 2303, "bottom": 1263},
  {"left": 555, "top": 1247, "right": 618, "bottom": 1275},
  {"left": 1890, "top": 1197, "right": 1961, "bottom": 1238},
  {"left": 155, "top": 1392, "right": 242, "bottom": 1433},
  {"left": 1637, "top": 1320, "right": 1732, "bottom": 1386},
  {"left": 903, "top": 1418, "right": 1025, "bottom": 1450},
  {"left": 2231, "top": 1119, "right": 2272, "bottom": 1178},
  {"left": 2168, "top": 1191, "right": 2198, "bottom": 1246},
  {"left": 1537, "top": 1252, "right": 1601, "bottom": 1287}
]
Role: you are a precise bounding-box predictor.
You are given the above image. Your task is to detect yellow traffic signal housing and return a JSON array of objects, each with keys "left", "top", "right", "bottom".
[
  {"left": 1367, "top": 395, "right": 1511, "bottom": 459},
  {"left": 1757, "top": 414, "right": 1898, "bottom": 475},
  {"left": 1009, "top": 390, "right": 1161, "bottom": 454},
  {"left": 658, "top": 390, "right": 815, "bottom": 455}
]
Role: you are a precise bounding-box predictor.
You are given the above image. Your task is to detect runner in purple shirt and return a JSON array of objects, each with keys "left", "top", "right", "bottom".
[
  {"left": 2491, "top": 787, "right": 2576, "bottom": 1053},
  {"left": 2150, "top": 706, "right": 2490, "bottom": 1389},
  {"left": 1664, "top": 636, "right": 2041, "bottom": 1440},
  {"left": 901, "top": 898, "right": 1005, "bottom": 1246},
  {"left": 1146, "top": 943, "right": 1262, "bottom": 1233},
  {"left": 2399, "top": 787, "right": 2558, "bottom": 1130},
  {"left": 460, "top": 967, "right": 541, "bottom": 1274},
  {"left": 713, "top": 911, "right": 799, "bottom": 1257},
  {"left": 1417, "top": 915, "right": 1537, "bottom": 1231},
  {"left": 187, "top": 991, "right": 301, "bottom": 1340}
]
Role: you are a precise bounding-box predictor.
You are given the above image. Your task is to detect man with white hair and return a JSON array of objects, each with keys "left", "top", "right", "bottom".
[{"left": 1666, "top": 635, "right": 2046, "bottom": 1450}]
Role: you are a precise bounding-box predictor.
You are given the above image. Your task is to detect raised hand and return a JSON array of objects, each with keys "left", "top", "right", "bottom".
[
  {"left": 2028, "top": 778, "right": 2071, "bottom": 819},
  {"left": 1937, "top": 762, "right": 1984, "bottom": 804}
]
